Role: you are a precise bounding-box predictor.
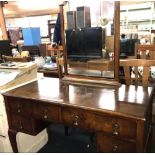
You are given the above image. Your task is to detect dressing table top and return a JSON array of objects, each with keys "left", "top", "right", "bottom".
[{"left": 3, "top": 77, "right": 154, "bottom": 120}]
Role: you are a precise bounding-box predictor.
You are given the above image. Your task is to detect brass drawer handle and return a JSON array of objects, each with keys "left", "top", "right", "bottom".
[
  {"left": 72, "top": 114, "right": 79, "bottom": 126},
  {"left": 19, "top": 121, "right": 23, "bottom": 129},
  {"left": 112, "top": 123, "right": 119, "bottom": 136},
  {"left": 44, "top": 109, "right": 48, "bottom": 119},
  {"left": 112, "top": 145, "right": 118, "bottom": 152},
  {"left": 17, "top": 104, "right": 21, "bottom": 113}
]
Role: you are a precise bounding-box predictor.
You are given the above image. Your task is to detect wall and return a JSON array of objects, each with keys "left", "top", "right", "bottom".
[{"left": 5, "top": 14, "right": 57, "bottom": 37}]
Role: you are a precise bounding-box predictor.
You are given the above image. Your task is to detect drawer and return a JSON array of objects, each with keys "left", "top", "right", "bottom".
[
  {"left": 9, "top": 114, "right": 35, "bottom": 134},
  {"left": 6, "top": 97, "right": 32, "bottom": 116},
  {"left": 96, "top": 133, "right": 136, "bottom": 153},
  {"left": 33, "top": 101, "right": 60, "bottom": 122},
  {"left": 61, "top": 106, "right": 137, "bottom": 139}
]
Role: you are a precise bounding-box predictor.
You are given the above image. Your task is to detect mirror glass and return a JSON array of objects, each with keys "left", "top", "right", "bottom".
[{"left": 65, "top": 1, "right": 115, "bottom": 79}]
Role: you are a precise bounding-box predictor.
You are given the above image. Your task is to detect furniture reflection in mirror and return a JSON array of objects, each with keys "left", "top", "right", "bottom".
[
  {"left": 120, "top": 59, "right": 155, "bottom": 86},
  {"left": 63, "top": 1, "right": 120, "bottom": 83}
]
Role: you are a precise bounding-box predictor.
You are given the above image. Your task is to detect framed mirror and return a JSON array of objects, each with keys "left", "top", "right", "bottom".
[{"left": 62, "top": 1, "right": 120, "bottom": 85}]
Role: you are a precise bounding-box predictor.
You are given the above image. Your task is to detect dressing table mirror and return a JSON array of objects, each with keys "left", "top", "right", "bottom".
[{"left": 62, "top": 1, "right": 120, "bottom": 85}]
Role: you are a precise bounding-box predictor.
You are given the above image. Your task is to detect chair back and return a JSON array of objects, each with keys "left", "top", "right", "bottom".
[
  {"left": 120, "top": 59, "right": 155, "bottom": 86},
  {"left": 137, "top": 44, "right": 155, "bottom": 59}
]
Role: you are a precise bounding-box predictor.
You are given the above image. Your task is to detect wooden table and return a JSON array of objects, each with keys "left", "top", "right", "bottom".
[{"left": 3, "top": 77, "right": 154, "bottom": 152}]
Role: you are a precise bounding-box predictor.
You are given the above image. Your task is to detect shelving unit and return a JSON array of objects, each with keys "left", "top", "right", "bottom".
[{"left": 120, "top": 2, "right": 155, "bottom": 34}]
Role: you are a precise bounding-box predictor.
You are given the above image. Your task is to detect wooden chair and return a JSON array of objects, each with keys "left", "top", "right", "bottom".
[
  {"left": 120, "top": 59, "right": 155, "bottom": 86},
  {"left": 137, "top": 44, "right": 155, "bottom": 60}
]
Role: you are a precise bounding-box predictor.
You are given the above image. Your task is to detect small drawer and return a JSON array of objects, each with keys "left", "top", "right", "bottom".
[
  {"left": 9, "top": 114, "right": 34, "bottom": 134},
  {"left": 33, "top": 101, "right": 60, "bottom": 122},
  {"left": 61, "top": 106, "right": 137, "bottom": 139},
  {"left": 7, "top": 97, "right": 32, "bottom": 116},
  {"left": 96, "top": 133, "right": 136, "bottom": 153}
]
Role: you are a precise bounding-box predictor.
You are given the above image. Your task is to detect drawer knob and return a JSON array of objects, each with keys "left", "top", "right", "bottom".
[
  {"left": 44, "top": 109, "right": 48, "bottom": 119},
  {"left": 44, "top": 115, "right": 48, "bottom": 119},
  {"left": 72, "top": 114, "right": 79, "bottom": 126},
  {"left": 17, "top": 104, "right": 21, "bottom": 113},
  {"left": 113, "top": 145, "right": 118, "bottom": 152},
  {"left": 19, "top": 121, "right": 23, "bottom": 129},
  {"left": 112, "top": 123, "right": 119, "bottom": 136}
]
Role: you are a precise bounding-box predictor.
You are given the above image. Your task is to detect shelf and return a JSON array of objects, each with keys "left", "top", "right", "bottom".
[
  {"left": 120, "top": 2, "right": 154, "bottom": 34},
  {"left": 120, "top": 19, "right": 153, "bottom": 23},
  {"left": 120, "top": 2, "right": 152, "bottom": 12},
  {"left": 121, "top": 7, "right": 151, "bottom": 12}
]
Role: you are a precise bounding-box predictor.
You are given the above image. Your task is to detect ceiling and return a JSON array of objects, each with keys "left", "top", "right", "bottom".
[
  {"left": 2, "top": 0, "right": 149, "bottom": 19},
  {"left": 3, "top": 0, "right": 60, "bottom": 18}
]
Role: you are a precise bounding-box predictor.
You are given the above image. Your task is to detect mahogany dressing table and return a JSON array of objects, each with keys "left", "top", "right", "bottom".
[
  {"left": 3, "top": 1, "right": 154, "bottom": 153},
  {"left": 3, "top": 77, "right": 154, "bottom": 152}
]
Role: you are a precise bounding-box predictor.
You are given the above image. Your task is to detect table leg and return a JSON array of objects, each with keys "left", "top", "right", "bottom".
[{"left": 8, "top": 129, "right": 18, "bottom": 153}]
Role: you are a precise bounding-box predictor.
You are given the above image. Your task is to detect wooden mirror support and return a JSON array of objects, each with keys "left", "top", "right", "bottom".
[{"left": 60, "top": 1, "right": 120, "bottom": 86}]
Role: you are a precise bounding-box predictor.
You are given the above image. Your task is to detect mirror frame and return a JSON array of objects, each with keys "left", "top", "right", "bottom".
[{"left": 60, "top": 1, "right": 120, "bottom": 85}]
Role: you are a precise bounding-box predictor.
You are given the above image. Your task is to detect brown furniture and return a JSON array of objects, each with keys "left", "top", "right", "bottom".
[
  {"left": 21, "top": 45, "right": 40, "bottom": 58},
  {"left": 3, "top": 77, "right": 154, "bottom": 153},
  {"left": 120, "top": 59, "right": 155, "bottom": 86},
  {"left": 48, "top": 20, "right": 56, "bottom": 42},
  {"left": 68, "top": 59, "right": 114, "bottom": 71},
  {"left": 63, "top": 2, "right": 120, "bottom": 82},
  {"left": 87, "top": 59, "right": 114, "bottom": 71},
  {"left": 37, "top": 44, "right": 64, "bottom": 78},
  {"left": 137, "top": 44, "right": 155, "bottom": 59},
  {"left": 46, "top": 44, "right": 63, "bottom": 57},
  {"left": 2, "top": 55, "right": 31, "bottom": 62},
  {"left": 37, "top": 68, "right": 59, "bottom": 78}
]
